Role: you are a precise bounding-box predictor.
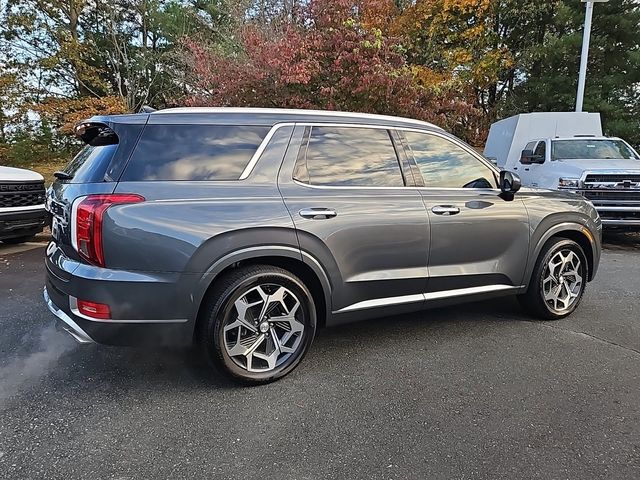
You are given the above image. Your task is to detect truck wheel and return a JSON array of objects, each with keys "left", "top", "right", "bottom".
[
  {"left": 198, "top": 265, "right": 316, "bottom": 384},
  {"left": 518, "top": 238, "right": 587, "bottom": 320}
]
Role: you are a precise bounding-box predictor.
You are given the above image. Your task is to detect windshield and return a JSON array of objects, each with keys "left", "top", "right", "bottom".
[{"left": 551, "top": 139, "right": 639, "bottom": 160}]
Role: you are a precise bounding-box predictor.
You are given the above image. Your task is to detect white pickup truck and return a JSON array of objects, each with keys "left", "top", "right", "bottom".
[
  {"left": 0, "top": 166, "right": 47, "bottom": 244},
  {"left": 485, "top": 112, "right": 640, "bottom": 227}
]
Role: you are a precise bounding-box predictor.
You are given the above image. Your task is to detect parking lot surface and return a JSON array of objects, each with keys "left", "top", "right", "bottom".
[{"left": 1, "top": 233, "right": 639, "bottom": 479}]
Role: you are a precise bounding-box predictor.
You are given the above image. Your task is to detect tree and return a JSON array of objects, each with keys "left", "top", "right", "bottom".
[
  {"left": 182, "top": 0, "right": 484, "bottom": 142},
  {"left": 506, "top": 0, "right": 640, "bottom": 146}
]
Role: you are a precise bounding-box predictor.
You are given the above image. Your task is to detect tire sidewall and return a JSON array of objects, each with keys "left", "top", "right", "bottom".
[
  {"left": 534, "top": 239, "right": 588, "bottom": 319},
  {"left": 207, "top": 269, "right": 316, "bottom": 383}
]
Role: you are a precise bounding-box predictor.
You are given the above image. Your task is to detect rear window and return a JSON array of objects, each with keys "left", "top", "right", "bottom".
[
  {"left": 63, "top": 144, "right": 119, "bottom": 183},
  {"left": 121, "top": 125, "right": 270, "bottom": 181},
  {"left": 60, "top": 124, "right": 120, "bottom": 183}
]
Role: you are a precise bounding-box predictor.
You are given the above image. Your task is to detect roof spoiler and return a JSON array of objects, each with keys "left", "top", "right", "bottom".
[{"left": 74, "top": 121, "right": 118, "bottom": 146}]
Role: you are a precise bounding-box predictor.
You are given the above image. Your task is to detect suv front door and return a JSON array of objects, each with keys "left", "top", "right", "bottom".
[
  {"left": 400, "top": 130, "right": 529, "bottom": 297},
  {"left": 278, "top": 125, "right": 430, "bottom": 319}
]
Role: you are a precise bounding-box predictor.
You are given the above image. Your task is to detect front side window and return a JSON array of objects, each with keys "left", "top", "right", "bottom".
[
  {"left": 301, "top": 127, "right": 404, "bottom": 187},
  {"left": 404, "top": 132, "right": 496, "bottom": 188},
  {"left": 122, "top": 125, "right": 269, "bottom": 181},
  {"left": 534, "top": 140, "right": 546, "bottom": 158}
]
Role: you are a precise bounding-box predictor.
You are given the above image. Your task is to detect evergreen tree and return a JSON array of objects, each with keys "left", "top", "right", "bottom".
[{"left": 506, "top": 0, "right": 640, "bottom": 146}]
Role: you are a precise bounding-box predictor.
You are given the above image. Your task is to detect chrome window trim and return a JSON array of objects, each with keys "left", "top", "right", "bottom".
[
  {"left": 239, "top": 122, "right": 296, "bottom": 180},
  {"left": 240, "top": 122, "right": 445, "bottom": 181},
  {"left": 335, "top": 284, "right": 523, "bottom": 314},
  {"left": 293, "top": 180, "right": 417, "bottom": 191},
  {"left": 243, "top": 122, "right": 499, "bottom": 190}
]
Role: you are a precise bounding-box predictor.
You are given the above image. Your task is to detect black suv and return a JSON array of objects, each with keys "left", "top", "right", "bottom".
[{"left": 45, "top": 108, "right": 601, "bottom": 383}]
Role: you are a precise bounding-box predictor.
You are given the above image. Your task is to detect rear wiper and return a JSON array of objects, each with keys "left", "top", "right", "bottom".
[{"left": 53, "top": 171, "right": 73, "bottom": 180}]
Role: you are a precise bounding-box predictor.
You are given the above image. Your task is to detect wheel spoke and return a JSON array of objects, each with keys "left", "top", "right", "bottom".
[
  {"left": 542, "top": 248, "right": 584, "bottom": 313},
  {"left": 222, "top": 282, "right": 305, "bottom": 373}
]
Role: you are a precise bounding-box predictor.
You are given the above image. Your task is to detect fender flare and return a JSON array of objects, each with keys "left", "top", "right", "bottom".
[
  {"left": 192, "top": 245, "right": 332, "bottom": 322},
  {"left": 524, "top": 221, "right": 598, "bottom": 286}
]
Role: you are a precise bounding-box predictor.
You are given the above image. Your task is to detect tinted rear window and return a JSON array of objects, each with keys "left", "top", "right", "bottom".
[
  {"left": 61, "top": 124, "right": 119, "bottom": 183},
  {"left": 63, "top": 144, "right": 118, "bottom": 183},
  {"left": 121, "top": 125, "right": 269, "bottom": 181}
]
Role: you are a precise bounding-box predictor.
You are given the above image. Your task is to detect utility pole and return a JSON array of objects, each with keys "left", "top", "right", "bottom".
[{"left": 576, "top": 0, "right": 609, "bottom": 112}]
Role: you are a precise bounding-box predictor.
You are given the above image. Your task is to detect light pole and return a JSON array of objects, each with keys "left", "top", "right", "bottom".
[{"left": 576, "top": 0, "right": 609, "bottom": 112}]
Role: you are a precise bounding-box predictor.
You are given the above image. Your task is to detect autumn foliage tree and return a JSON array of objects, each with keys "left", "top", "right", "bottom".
[{"left": 182, "top": 0, "right": 484, "bottom": 142}]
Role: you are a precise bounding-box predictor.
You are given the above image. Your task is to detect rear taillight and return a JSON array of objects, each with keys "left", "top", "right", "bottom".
[{"left": 72, "top": 194, "right": 144, "bottom": 267}]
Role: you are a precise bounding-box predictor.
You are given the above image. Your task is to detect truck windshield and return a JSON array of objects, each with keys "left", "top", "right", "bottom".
[{"left": 551, "top": 139, "right": 639, "bottom": 160}]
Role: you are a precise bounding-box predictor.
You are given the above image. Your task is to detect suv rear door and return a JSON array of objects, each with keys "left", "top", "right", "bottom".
[
  {"left": 399, "top": 129, "right": 529, "bottom": 296},
  {"left": 278, "top": 124, "right": 430, "bottom": 319}
]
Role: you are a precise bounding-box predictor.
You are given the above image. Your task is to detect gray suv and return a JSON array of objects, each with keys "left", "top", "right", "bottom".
[{"left": 44, "top": 108, "right": 602, "bottom": 383}]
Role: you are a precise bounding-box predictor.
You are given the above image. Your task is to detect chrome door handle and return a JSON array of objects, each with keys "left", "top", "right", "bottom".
[
  {"left": 431, "top": 206, "right": 460, "bottom": 216},
  {"left": 299, "top": 208, "right": 337, "bottom": 219}
]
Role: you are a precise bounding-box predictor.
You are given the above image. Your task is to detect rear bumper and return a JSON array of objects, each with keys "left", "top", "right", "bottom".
[
  {"left": 44, "top": 287, "right": 94, "bottom": 344},
  {"left": 0, "top": 205, "right": 46, "bottom": 240},
  {"left": 44, "top": 242, "right": 196, "bottom": 346}
]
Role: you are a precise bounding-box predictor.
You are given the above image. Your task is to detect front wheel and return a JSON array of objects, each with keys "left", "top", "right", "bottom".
[
  {"left": 198, "top": 265, "right": 316, "bottom": 384},
  {"left": 518, "top": 238, "right": 587, "bottom": 320}
]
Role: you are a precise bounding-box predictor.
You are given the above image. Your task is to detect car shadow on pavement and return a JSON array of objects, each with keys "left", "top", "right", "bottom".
[
  {"left": 602, "top": 230, "right": 640, "bottom": 251},
  {"left": 58, "top": 296, "right": 530, "bottom": 391}
]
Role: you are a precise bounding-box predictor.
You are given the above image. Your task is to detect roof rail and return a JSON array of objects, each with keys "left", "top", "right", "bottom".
[{"left": 152, "top": 107, "right": 441, "bottom": 130}]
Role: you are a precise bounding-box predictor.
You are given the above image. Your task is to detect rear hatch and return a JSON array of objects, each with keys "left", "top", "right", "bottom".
[{"left": 48, "top": 117, "right": 146, "bottom": 262}]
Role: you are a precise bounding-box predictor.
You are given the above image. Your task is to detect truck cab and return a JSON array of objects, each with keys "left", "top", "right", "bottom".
[{"left": 485, "top": 112, "right": 640, "bottom": 227}]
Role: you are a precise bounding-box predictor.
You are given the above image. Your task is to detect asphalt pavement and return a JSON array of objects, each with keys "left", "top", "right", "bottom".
[{"left": 0, "top": 233, "right": 639, "bottom": 479}]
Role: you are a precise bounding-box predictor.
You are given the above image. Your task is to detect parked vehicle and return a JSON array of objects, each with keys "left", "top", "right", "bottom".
[
  {"left": 484, "top": 112, "right": 640, "bottom": 227},
  {"left": 0, "top": 166, "right": 47, "bottom": 244},
  {"left": 45, "top": 108, "right": 602, "bottom": 383}
]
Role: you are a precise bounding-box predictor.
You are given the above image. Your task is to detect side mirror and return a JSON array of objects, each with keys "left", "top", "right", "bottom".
[{"left": 500, "top": 170, "right": 521, "bottom": 195}]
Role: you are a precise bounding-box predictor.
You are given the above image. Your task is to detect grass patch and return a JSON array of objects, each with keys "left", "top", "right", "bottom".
[{"left": 3, "top": 159, "right": 68, "bottom": 184}]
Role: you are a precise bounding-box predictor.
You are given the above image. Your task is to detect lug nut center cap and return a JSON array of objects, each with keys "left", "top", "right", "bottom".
[{"left": 259, "top": 322, "right": 270, "bottom": 333}]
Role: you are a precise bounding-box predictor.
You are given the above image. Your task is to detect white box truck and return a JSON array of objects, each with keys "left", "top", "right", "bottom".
[{"left": 484, "top": 112, "right": 640, "bottom": 227}]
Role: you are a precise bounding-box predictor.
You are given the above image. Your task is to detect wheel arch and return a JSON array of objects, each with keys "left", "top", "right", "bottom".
[
  {"left": 527, "top": 222, "right": 597, "bottom": 285},
  {"left": 192, "top": 246, "right": 332, "bottom": 341}
]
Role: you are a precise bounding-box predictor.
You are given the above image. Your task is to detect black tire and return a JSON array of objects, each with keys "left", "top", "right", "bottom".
[
  {"left": 518, "top": 238, "right": 588, "bottom": 320},
  {"left": 198, "top": 265, "right": 316, "bottom": 384},
  {"left": 2, "top": 236, "right": 32, "bottom": 245}
]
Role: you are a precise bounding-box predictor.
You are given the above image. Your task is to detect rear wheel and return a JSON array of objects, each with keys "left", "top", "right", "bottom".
[
  {"left": 518, "top": 238, "right": 587, "bottom": 320},
  {"left": 198, "top": 265, "right": 316, "bottom": 383}
]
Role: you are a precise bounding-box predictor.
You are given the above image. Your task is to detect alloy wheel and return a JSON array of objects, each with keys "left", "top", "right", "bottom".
[
  {"left": 222, "top": 283, "right": 305, "bottom": 373},
  {"left": 542, "top": 249, "right": 583, "bottom": 312}
]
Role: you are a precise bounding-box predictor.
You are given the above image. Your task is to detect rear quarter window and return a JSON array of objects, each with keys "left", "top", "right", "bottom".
[
  {"left": 61, "top": 124, "right": 119, "bottom": 183},
  {"left": 121, "top": 125, "right": 270, "bottom": 181}
]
